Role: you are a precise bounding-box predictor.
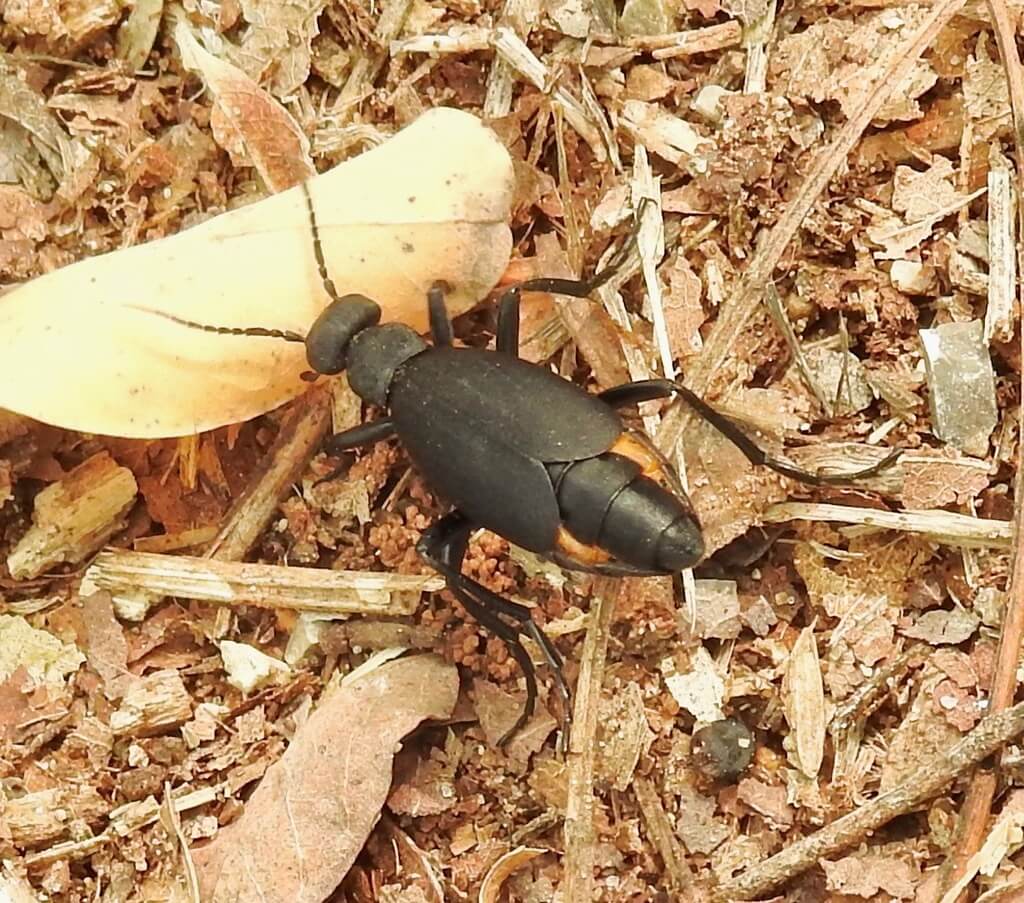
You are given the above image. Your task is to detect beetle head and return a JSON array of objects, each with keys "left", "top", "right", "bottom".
[
  {"left": 347, "top": 322, "right": 426, "bottom": 407},
  {"left": 305, "top": 295, "right": 383, "bottom": 375}
]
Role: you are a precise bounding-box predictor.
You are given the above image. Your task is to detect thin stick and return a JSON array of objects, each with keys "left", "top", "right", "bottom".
[
  {"left": 634, "top": 777, "right": 697, "bottom": 897},
  {"left": 206, "top": 384, "right": 332, "bottom": 561},
  {"left": 714, "top": 701, "right": 1024, "bottom": 901},
  {"left": 763, "top": 502, "right": 1012, "bottom": 549},
  {"left": 940, "top": 2, "right": 1024, "bottom": 897},
  {"left": 562, "top": 577, "right": 618, "bottom": 901}
]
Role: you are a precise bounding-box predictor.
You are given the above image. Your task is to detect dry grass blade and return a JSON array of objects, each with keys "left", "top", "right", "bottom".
[
  {"left": 763, "top": 283, "right": 831, "bottom": 413},
  {"left": 763, "top": 502, "right": 1012, "bottom": 548},
  {"left": 478, "top": 846, "right": 548, "bottom": 902}
]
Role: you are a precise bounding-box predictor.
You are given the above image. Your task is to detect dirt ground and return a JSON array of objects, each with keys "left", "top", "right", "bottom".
[{"left": 2, "top": 0, "right": 1024, "bottom": 900}]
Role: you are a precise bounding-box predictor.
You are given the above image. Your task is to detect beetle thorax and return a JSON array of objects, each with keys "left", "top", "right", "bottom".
[{"left": 347, "top": 323, "right": 427, "bottom": 407}]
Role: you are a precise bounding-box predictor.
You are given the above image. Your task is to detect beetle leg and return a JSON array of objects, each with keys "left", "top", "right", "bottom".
[
  {"left": 324, "top": 418, "right": 396, "bottom": 454},
  {"left": 427, "top": 284, "right": 454, "bottom": 347},
  {"left": 599, "top": 381, "right": 675, "bottom": 408},
  {"left": 418, "top": 512, "right": 571, "bottom": 746},
  {"left": 506, "top": 203, "right": 650, "bottom": 301},
  {"left": 419, "top": 512, "right": 537, "bottom": 743},
  {"left": 600, "top": 378, "right": 901, "bottom": 486},
  {"left": 495, "top": 287, "right": 520, "bottom": 356}
]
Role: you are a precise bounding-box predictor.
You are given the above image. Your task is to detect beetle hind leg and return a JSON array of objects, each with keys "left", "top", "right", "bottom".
[
  {"left": 600, "top": 378, "right": 901, "bottom": 485},
  {"left": 418, "top": 511, "right": 571, "bottom": 746}
]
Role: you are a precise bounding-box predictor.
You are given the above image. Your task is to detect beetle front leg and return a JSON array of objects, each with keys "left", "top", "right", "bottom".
[
  {"left": 427, "top": 284, "right": 454, "bottom": 347},
  {"left": 324, "top": 417, "right": 396, "bottom": 454},
  {"left": 495, "top": 287, "right": 520, "bottom": 356}
]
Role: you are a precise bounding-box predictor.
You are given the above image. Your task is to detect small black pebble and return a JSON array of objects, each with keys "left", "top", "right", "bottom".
[{"left": 692, "top": 717, "right": 755, "bottom": 783}]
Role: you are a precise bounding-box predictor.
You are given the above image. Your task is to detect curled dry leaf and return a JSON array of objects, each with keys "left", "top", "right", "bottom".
[
  {"left": 191, "top": 654, "right": 458, "bottom": 903},
  {"left": 0, "top": 108, "right": 513, "bottom": 438},
  {"left": 478, "top": 846, "right": 547, "bottom": 903}
]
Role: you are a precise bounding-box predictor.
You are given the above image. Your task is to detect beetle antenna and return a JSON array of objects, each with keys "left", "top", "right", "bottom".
[
  {"left": 128, "top": 182, "right": 343, "bottom": 346},
  {"left": 301, "top": 181, "right": 342, "bottom": 304},
  {"left": 130, "top": 306, "right": 306, "bottom": 343},
  {"left": 511, "top": 197, "right": 658, "bottom": 300}
]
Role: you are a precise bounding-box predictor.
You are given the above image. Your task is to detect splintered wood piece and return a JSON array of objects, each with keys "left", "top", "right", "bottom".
[
  {"left": 109, "top": 669, "right": 193, "bottom": 738},
  {"left": 7, "top": 452, "right": 137, "bottom": 580},
  {"left": 83, "top": 549, "right": 444, "bottom": 615},
  {"left": 5, "top": 785, "right": 108, "bottom": 849}
]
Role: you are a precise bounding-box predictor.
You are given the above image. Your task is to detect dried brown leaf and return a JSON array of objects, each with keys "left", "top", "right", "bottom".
[
  {"left": 880, "top": 668, "right": 962, "bottom": 791},
  {"left": 821, "top": 854, "right": 918, "bottom": 899},
  {"left": 192, "top": 655, "right": 457, "bottom": 902},
  {"left": 773, "top": 9, "right": 937, "bottom": 124},
  {"left": 736, "top": 777, "right": 794, "bottom": 830},
  {"left": 80, "top": 591, "right": 132, "bottom": 700},
  {"left": 473, "top": 678, "right": 556, "bottom": 761},
  {"left": 902, "top": 607, "right": 980, "bottom": 645},
  {"left": 175, "top": 21, "right": 314, "bottom": 192},
  {"left": 901, "top": 455, "right": 990, "bottom": 509}
]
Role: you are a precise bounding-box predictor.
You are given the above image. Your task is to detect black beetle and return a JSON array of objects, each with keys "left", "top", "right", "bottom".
[{"left": 157, "top": 184, "right": 898, "bottom": 743}]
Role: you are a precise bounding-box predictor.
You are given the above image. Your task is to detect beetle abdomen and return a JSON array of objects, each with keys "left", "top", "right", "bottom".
[
  {"left": 552, "top": 453, "right": 704, "bottom": 572},
  {"left": 599, "top": 476, "right": 704, "bottom": 571},
  {"left": 549, "top": 454, "right": 640, "bottom": 545}
]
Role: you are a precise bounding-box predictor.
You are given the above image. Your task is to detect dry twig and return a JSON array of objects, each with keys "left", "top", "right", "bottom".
[
  {"left": 715, "top": 701, "right": 1024, "bottom": 901},
  {"left": 562, "top": 577, "right": 619, "bottom": 901}
]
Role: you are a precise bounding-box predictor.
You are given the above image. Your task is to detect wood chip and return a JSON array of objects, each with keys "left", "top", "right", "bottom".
[{"left": 7, "top": 452, "right": 137, "bottom": 580}]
